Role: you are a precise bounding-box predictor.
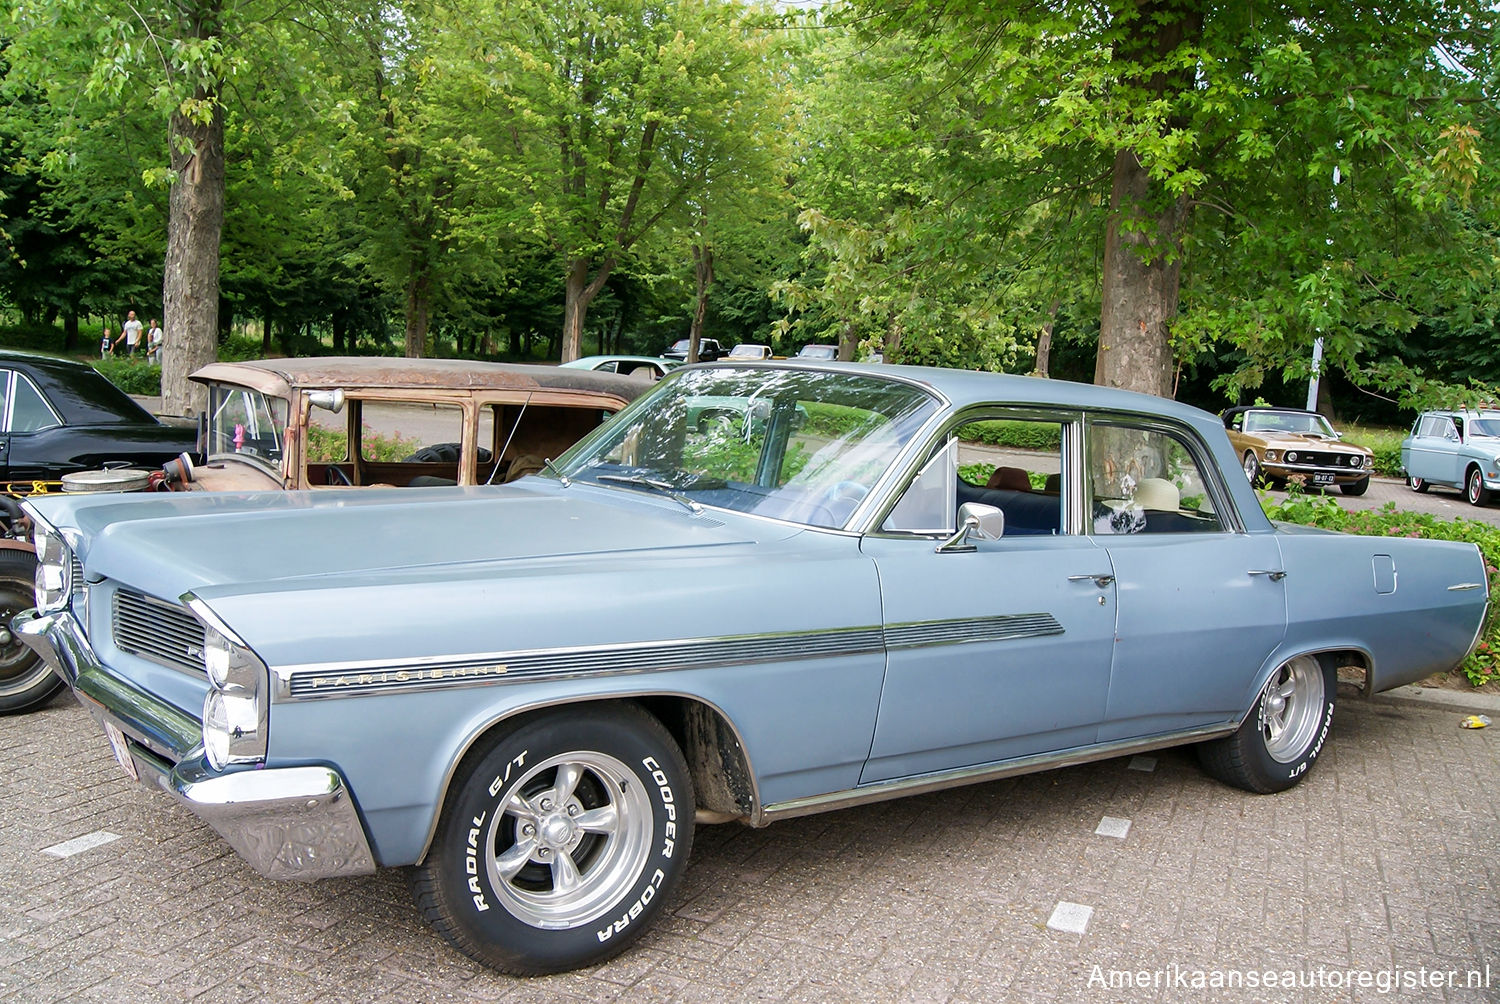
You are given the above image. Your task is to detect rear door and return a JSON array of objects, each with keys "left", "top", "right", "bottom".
[{"left": 1085, "top": 418, "right": 1288, "bottom": 738}]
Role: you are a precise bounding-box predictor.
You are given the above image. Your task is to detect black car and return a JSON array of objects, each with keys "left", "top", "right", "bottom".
[
  {"left": 0, "top": 351, "right": 198, "bottom": 485},
  {"left": 663, "top": 337, "right": 724, "bottom": 362},
  {"left": 0, "top": 350, "right": 198, "bottom": 714}
]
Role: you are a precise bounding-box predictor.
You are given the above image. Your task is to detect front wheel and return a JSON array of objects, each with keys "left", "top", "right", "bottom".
[
  {"left": 1408, "top": 474, "right": 1429, "bottom": 494},
  {"left": 1467, "top": 467, "right": 1492, "bottom": 507},
  {"left": 1242, "top": 452, "right": 1262, "bottom": 486},
  {"left": 0, "top": 549, "right": 64, "bottom": 714},
  {"left": 1340, "top": 477, "right": 1369, "bottom": 497},
  {"left": 413, "top": 704, "right": 694, "bottom": 975},
  {"left": 1197, "top": 655, "right": 1335, "bottom": 794}
]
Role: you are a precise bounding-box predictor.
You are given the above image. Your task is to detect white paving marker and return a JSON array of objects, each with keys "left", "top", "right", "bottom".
[
  {"left": 1127, "top": 755, "right": 1157, "bottom": 772},
  {"left": 1095, "top": 816, "right": 1131, "bottom": 839},
  {"left": 42, "top": 831, "right": 120, "bottom": 858},
  {"left": 1047, "top": 901, "right": 1093, "bottom": 935}
]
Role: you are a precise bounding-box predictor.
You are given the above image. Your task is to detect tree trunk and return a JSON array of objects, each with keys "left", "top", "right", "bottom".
[
  {"left": 561, "top": 256, "right": 614, "bottom": 362},
  {"left": 1034, "top": 299, "right": 1061, "bottom": 378},
  {"left": 261, "top": 315, "right": 273, "bottom": 354},
  {"left": 837, "top": 322, "right": 858, "bottom": 362},
  {"left": 160, "top": 99, "right": 225, "bottom": 416},
  {"left": 1092, "top": 0, "right": 1201, "bottom": 399},
  {"left": 404, "top": 271, "right": 431, "bottom": 358},
  {"left": 63, "top": 312, "right": 78, "bottom": 353},
  {"left": 689, "top": 243, "right": 714, "bottom": 357}
]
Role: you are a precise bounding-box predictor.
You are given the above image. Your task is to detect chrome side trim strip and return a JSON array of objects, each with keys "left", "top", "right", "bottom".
[
  {"left": 1448, "top": 582, "right": 1485, "bottom": 592},
  {"left": 281, "top": 625, "right": 887, "bottom": 700},
  {"left": 754, "top": 723, "right": 1235, "bottom": 825},
  {"left": 279, "top": 614, "right": 1068, "bottom": 701}
]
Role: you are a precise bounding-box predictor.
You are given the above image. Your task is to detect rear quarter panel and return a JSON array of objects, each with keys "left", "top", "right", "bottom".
[{"left": 1271, "top": 526, "right": 1486, "bottom": 699}]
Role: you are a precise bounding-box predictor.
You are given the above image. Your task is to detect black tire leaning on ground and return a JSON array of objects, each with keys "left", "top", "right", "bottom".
[
  {"left": 413, "top": 703, "right": 694, "bottom": 975},
  {"left": 1197, "top": 655, "right": 1336, "bottom": 794},
  {"left": 0, "top": 549, "right": 64, "bottom": 714},
  {"left": 1340, "top": 477, "right": 1369, "bottom": 497}
]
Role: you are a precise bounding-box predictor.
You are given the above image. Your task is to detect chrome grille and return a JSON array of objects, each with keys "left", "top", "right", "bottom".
[{"left": 113, "top": 589, "right": 205, "bottom": 675}]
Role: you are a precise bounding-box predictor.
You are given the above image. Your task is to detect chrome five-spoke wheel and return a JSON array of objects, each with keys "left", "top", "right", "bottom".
[{"left": 1257, "top": 656, "right": 1325, "bottom": 764}]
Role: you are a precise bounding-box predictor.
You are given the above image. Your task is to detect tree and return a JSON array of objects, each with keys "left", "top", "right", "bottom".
[
  {"left": 486, "top": 0, "right": 786, "bottom": 361},
  {"left": 832, "top": 1, "right": 1500, "bottom": 399}
]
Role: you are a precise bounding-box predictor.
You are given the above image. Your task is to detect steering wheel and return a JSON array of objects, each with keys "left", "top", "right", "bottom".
[
  {"left": 822, "top": 480, "right": 868, "bottom": 505},
  {"left": 326, "top": 466, "right": 352, "bottom": 486}
]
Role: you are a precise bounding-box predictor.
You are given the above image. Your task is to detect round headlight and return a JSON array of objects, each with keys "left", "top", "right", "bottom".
[
  {"left": 1350, "top": 455, "right": 1364, "bottom": 468},
  {"left": 1287, "top": 451, "right": 1298, "bottom": 463},
  {"left": 202, "top": 688, "right": 262, "bottom": 770},
  {"left": 31, "top": 527, "right": 70, "bottom": 612},
  {"left": 203, "top": 627, "right": 233, "bottom": 689}
]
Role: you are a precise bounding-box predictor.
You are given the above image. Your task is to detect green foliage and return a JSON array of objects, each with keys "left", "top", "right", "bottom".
[
  {"left": 957, "top": 461, "right": 1048, "bottom": 491},
  {"left": 802, "top": 403, "right": 885, "bottom": 438},
  {"left": 1263, "top": 494, "right": 1500, "bottom": 686},
  {"left": 304, "top": 424, "right": 418, "bottom": 465},
  {"left": 956, "top": 420, "right": 1063, "bottom": 451},
  {"left": 92, "top": 357, "right": 160, "bottom": 396}
]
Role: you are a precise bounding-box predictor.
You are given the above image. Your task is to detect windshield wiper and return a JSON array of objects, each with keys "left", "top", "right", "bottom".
[
  {"left": 596, "top": 473, "right": 703, "bottom": 514},
  {"left": 542, "top": 458, "right": 570, "bottom": 487}
]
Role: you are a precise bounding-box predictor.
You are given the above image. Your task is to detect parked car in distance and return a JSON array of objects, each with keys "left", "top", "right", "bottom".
[
  {"left": 558, "top": 355, "right": 679, "bottom": 382},
  {"left": 725, "top": 344, "right": 772, "bottom": 361},
  {"left": 1222, "top": 406, "right": 1373, "bottom": 495},
  {"left": 663, "top": 338, "right": 723, "bottom": 362},
  {"left": 19, "top": 362, "right": 1487, "bottom": 976},
  {"left": 1400, "top": 408, "right": 1500, "bottom": 505},
  {"left": 795, "top": 343, "right": 838, "bottom": 360},
  {"left": 175, "top": 357, "right": 649, "bottom": 493},
  {"left": 0, "top": 350, "right": 199, "bottom": 715}
]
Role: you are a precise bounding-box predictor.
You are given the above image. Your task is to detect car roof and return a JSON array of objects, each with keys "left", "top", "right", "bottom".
[
  {"left": 0, "top": 349, "right": 160, "bottom": 425},
  {"left": 191, "top": 357, "right": 651, "bottom": 402},
  {"left": 563, "top": 355, "right": 676, "bottom": 367}
]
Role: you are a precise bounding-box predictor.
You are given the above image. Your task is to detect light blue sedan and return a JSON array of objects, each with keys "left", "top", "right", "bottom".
[
  {"left": 17, "top": 363, "right": 1488, "bottom": 975},
  {"left": 1401, "top": 408, "right": 1500, "bottom": 505}
]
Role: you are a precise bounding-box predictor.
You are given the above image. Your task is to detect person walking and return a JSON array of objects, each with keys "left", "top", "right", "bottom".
[
  {"left": 146, "top": 319, "right": 164, "bottom": 364},
  {"left": 114, "top": 310, "right": 144, "bottom": 356},
  {"left": 100, "top": 327, "right": 113, "bottom": 358}
]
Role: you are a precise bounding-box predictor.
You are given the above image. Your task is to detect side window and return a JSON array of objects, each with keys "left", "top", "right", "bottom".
[
  {"left": 883, "top": 439, "right": 957, "bottom": 533},
  {"left": 1088, "top": 423, "right": 1222, "bottom": 534},
  {"left": 0, "top": 370, "right": 10, "bottom": 432},
  {"left": 953, "top": 415, "right": 1066, "bottom": 536},
  {"left": 359, "top": 401, "right": 464, "bottom": 465},
  {"left": 11, "top": 374, "right": 61, "bottom": 433}
]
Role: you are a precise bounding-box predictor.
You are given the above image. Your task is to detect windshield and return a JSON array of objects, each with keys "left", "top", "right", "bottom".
[
  {"left": 204, "top": 382, "right": 289, "bottom": 472},
  {"left": 1469, "top": 419, "right": 1500, "bottom": 438},
  {"left": 556, "top": 367, "right": 940, "bottom": 529},
  {"left": 1243, "top": 411, "right": 1336, "bottom": 437}
]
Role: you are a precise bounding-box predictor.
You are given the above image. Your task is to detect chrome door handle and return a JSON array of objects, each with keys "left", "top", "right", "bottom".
[
  {"left": 1249, "top": 569, "right": 1287, "bottom": 581},
  {"left": 1068, "top": 573, "right": 1115, "bottom": 587}
]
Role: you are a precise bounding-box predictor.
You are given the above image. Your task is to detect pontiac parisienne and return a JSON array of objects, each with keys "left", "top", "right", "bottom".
[{"left": 16, "top": 362, "right": 1488, "bottom": 975}]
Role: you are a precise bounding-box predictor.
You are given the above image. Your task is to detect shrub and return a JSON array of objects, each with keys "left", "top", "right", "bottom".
[
  {"left": 93, "top": 357, "right": 161, "bottom": 395},
  {"left": 1262, "top": 492, "right": 1500, "bottom": 686},
  {"left": 957, "top": 420, "right": 1062, "bottom": 451}
]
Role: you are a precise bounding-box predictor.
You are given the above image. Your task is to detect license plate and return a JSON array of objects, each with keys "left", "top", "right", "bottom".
[
  {"left": 1312, "top": 472, "right": 1335, "bottom": 485},
  {"left": 104, "top": 722, "right": 139, "bottom": 782}
]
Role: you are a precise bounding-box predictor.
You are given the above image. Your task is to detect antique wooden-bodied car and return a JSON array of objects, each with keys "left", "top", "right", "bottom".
[
  {"left": 172, "top": 357, "right": 648, "bottom": 492},
  {"left": 16, "top": 363, "right": 1487, "bottom": 975}
]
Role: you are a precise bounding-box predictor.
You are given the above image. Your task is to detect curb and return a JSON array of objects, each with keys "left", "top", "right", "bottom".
[{"left": 1370, "top": 683, "right": 1500, "bottom": 715}]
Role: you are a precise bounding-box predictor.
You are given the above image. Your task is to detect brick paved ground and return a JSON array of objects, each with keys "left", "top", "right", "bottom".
[{"left": 3, "top": 686, "right": 1497, "bottom": 1003}]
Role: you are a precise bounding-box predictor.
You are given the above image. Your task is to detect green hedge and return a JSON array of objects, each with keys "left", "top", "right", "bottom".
[
  {"left": 93, "top": 357, "right": 161, "bottom": 396},
  {"left": 1263, "top": 492, "right": 1499, "bottom": 685},
  {"left": 956, "top": 420, "right": 1062, "bottom": 451}
]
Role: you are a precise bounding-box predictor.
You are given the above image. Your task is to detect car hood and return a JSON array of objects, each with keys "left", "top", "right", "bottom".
[
  {"left": 1243, "top": 432, "right": 1370, "bottom": 453},
  {"left": 31, "top": 480, "right": 795, "bottom": 607}
]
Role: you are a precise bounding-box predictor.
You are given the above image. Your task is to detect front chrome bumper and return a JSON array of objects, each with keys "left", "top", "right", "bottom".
[{"left": 14, "top": 608, "right": 376, "bottom": 881}]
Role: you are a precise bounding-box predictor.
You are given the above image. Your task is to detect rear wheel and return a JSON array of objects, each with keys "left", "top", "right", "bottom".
[
  {"left": 413, "top": 704, "right": 694, "bottom": 975},
  {"left": 0, "top": 549, "right": 63, "bottom": 714},
  {"left": 1407, "top": 474, "right": 1429, "bottom": 494},
  {"left": 1197, "top": 655, "right": 1335, "bottom": 794},
  {"left": 1466, "top": 467, "right": 1491, "bottom": 507}
]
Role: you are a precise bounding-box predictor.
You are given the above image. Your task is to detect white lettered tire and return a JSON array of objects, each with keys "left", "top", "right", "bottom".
[
  {"left": 413, "top": 704, "right": 694, "bottom": 975},
  {"left": 1197, "top": 655, "right": 1336, "bottom": 794}
]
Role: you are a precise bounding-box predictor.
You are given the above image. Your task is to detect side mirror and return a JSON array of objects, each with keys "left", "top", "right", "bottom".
[
  {"left": 308, "top": 389, "right": 346, "bottom": 414},
  {"left": 937, "top": 502, "right": 1005, "bottom": 553}
]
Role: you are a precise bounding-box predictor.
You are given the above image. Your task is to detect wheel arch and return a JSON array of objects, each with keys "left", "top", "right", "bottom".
[
  {"left": 1239, "top": 646, "right": 1372, "bottom": 725},
  {"left": 415, "top": 692, "right": 761, "bottom": 865}
]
